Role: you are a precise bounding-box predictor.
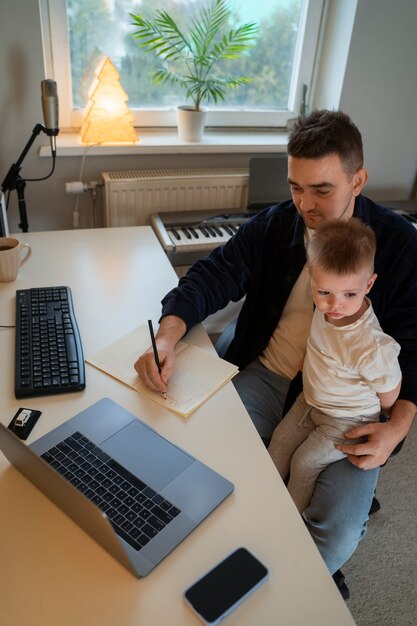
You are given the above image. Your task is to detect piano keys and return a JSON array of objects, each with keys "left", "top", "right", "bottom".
[
  {"left": 148, "top": 157, "right": 290, "bottom": 267},
  {"left": 150, "top": 209, "right": 253, "bottom": 266}
]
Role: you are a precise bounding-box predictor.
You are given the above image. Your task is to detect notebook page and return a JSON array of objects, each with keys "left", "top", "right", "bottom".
[
  {"left": 86, "top": 323, "right": 237, "bottom": 417},
  {"left": 86, "top": 325, "right": 150, "bottom": 387},
  {"left": 132, "top": 344, "right": 238, "bottom": 417},
  {"left": 86, "top": 324, "right": 188, "bottom": 388}
]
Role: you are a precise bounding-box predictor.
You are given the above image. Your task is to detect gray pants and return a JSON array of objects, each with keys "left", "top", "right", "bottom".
[{"left": 268, "top": 392, "right": 379, "bottom": 513}]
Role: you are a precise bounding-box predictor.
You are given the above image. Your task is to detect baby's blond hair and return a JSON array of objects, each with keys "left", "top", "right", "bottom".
[{"left": 307, "top": 218, "right": 376, "bottom": 275}]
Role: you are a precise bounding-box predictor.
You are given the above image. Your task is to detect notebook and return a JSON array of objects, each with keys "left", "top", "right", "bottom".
[
  {"left": 86, "top": 323, "right": 239, "bottom": 418},
  {"left": 0, "top": 397, "right": 234, "bottom": 577}
]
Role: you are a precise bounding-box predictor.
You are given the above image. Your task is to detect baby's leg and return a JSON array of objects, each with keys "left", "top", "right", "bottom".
[
  {"left": 268, "top": 393, "right": 314, "bottom": 480},
  {"left": 287, "top": 429, "right": 346, "bottom": 513}
]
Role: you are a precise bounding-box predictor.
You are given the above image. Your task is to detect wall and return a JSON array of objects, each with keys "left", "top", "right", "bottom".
[
  {"left": 338, "top": 0, "right": 417, "bottom": 200},
  {"left": 0, "top": 0, "right": 416, "bottom": 233},
  {"left": 313, "top": 0, "right": 358, "bottom": 111},
  {"left": 0, "top": 0, "right": 48, "bottom": 232}
]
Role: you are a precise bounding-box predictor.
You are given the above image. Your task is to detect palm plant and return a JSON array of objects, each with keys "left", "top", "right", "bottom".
[{"left": 130, "top": 0, "right": 258, "bottom": 111}]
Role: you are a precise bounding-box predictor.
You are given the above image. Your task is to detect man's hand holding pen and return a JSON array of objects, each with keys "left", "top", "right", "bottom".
[
  {"left": 147, "top": 320, "right": 168, "bottom": 399},
  {"left": 134, "top": 315, "right": 186, "bottom": 395}
]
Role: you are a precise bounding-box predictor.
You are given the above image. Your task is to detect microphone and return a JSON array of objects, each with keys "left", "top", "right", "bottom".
[{"left": 41, "top": 79, "right": 59, "bottom": 152}]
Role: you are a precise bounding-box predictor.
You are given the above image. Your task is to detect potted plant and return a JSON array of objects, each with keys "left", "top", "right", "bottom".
[{"left": 130, "top": 0, "right": 258, "bottom": 142}]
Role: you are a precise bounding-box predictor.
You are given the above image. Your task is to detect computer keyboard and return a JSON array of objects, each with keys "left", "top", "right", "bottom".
[
  {"left": 15, "top": 286, "right": 85, "bottom": 398},
  {"left": 41, "top": 431, "right": 181, "bottom": 551}
]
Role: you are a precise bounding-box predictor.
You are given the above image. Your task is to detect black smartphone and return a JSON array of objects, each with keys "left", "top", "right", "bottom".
[{"left": 184, "top": 547, "right": 268, "bottom": 625}]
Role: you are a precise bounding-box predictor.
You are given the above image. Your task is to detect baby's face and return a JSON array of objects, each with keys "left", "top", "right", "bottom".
[{"left": 309, "top": 266, "right": 377, "bottom": 325}]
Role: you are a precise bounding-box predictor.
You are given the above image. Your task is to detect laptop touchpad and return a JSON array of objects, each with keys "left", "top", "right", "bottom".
[{"left": 101, "top": 420, "right": 194, "bottom": 491}]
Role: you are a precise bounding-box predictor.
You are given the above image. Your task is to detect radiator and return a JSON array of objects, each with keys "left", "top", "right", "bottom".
[{"left": 101, "top": 168, "right": 249, "bottom": 227}]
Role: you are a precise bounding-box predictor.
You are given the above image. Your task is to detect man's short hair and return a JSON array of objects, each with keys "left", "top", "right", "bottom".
[
  {"left": 288, "top": 110, "right": 364, "bottom": 176},
  {"left": 307, "top": 218, "right": 376, "bottom": 275}
]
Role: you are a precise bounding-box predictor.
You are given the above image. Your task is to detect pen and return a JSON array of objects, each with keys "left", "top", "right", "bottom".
[{"left": 148, "top": 320, "right": 167, "bottom": 400}]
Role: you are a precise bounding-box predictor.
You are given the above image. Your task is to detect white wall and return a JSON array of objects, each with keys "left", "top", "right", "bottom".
[
  {"left": 313, "top": 0, "right": 358, "bottom": 111},
  {"left": 338, "top": 0, "right": 417, "bottom": 200},
  {"left": 0, "top": 0, "right": 48, "bottom": 232},
  {"left": 0, "top": 0, "right": 416, "bottom": 233}
]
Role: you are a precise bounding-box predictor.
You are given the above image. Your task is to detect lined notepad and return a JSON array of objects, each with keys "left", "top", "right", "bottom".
[{"left": 86, "top": 323, "right": 239, "bottom": 418}]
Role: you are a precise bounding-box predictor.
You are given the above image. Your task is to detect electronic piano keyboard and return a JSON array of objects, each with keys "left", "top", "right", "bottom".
[
  {"left": 149, "top": 155, "right": 290, "bottom": 266},
  {"left": 150, "top": 209, "right": 255, "bottom": 266}
]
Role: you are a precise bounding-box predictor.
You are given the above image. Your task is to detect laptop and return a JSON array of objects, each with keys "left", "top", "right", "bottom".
[{"left": 0, "top": 397, "right": 234, "bottom": 577}]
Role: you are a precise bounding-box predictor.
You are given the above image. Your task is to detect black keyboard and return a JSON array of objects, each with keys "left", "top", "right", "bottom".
[
  {"left": 41, "top": 431, "right": 181, "bottom": 551},
  {"left": 15, "top": 286, "right": 85, "bottom": 398}
]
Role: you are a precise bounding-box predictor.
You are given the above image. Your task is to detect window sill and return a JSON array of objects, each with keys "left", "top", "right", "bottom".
[{"left": 39, "top": 128, "right": 289, "bottom": 157}]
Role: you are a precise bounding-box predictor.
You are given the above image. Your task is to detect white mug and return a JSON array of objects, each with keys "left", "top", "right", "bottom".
[{"left": 0, "top": 237, "right": 32, "bottom": 282}]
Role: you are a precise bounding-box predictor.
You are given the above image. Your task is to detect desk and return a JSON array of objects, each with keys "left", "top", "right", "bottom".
[{"left": 0, "top": 227, "right": 356, "bottom": 626}]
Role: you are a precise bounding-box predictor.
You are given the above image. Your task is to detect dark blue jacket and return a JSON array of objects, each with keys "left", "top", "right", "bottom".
[{"left": 161, "top": 195, "right": 417, "bottom": 406}]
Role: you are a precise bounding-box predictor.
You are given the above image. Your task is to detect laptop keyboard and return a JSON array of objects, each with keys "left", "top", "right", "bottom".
[{"left": 41, "top": 431, "right": 181, "bottom": 551}]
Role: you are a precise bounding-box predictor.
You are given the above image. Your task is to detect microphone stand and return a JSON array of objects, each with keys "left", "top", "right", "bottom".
[{"left": 1, "top": 123, "right": 51, "bottom": 234}]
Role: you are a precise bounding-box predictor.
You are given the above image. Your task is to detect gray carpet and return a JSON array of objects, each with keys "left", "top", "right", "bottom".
[{"left": 344, "top": 421, "right": 417, "bottom": 625}]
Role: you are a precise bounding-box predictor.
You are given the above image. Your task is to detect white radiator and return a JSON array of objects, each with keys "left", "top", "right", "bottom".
[{"left": 101, "top": 168, "right": 249, "bottom": 226}]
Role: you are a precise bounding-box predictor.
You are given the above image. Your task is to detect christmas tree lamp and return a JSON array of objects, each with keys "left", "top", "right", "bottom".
[{"left": 80, "top": 57, "right": 137, "bottom": 144}]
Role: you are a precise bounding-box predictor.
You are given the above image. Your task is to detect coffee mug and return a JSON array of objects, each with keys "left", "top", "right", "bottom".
[{"left": 0, "top": 237, "right": 32, "bottom": 282}]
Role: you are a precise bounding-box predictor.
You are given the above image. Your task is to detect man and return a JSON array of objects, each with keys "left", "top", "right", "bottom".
[{"left": 135, "top": 110, "right": 417, "bottom": 595}]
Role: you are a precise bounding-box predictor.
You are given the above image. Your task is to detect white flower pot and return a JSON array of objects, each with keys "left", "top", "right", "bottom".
[{"left": 176, "top": 105, "right": 207, "bottom": 142}]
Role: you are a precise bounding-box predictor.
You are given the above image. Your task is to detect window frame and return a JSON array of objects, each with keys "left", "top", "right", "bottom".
[{"left": 39, "top": 0, "right": 325, "bottom": 131}]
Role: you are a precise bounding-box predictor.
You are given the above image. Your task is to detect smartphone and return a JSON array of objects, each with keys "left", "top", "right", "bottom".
[{"left": 184, "top": 547, "right": 268, "bottom": 625}]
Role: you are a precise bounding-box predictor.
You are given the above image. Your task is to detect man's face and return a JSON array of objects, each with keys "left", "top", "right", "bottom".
[{"left": 287, "top": 154, "right": 368, "bottom": 229}]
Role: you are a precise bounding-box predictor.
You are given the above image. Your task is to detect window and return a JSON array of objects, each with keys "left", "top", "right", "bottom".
[{"left": 40, "top": 0, "right": 324, "bottom": 130}]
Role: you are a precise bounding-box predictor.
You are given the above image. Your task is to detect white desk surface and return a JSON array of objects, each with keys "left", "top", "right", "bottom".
[{"left": 0, "top": 227, "right": 356, "bottom": 626}]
